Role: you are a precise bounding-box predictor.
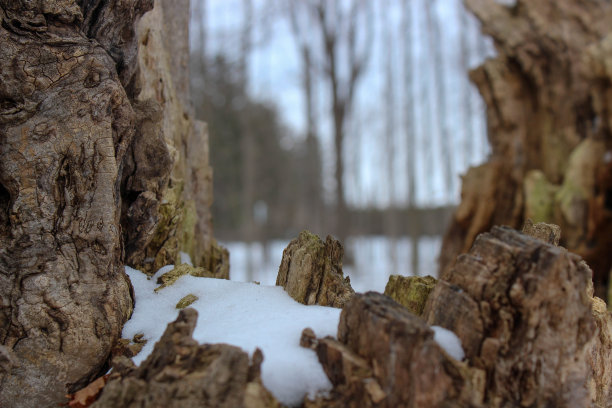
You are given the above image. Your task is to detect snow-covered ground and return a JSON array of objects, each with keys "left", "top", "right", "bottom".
[
  {"left": 123, "top": 266, "right": 340, "bottom": 407},
  {"left": 224, "top": 235, "right": 442, "bottom": 293}
]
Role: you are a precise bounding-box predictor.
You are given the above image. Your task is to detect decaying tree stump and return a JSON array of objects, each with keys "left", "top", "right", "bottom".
[
  {"left": 441, "top": 0, "right": 612, "bottom": 298},
  {"left": 92, "top": 309, "right": 280, "bottom": 408},
  {"left": 121, "top": 0, "right": 228, "bottom": 276},
  {"left": 429, "top": 226, "right": 596, "bottom": 406},
  {"left": 277, "top": 231, "right": 354, "bottom": 308},
  {"left": 306, "top": 225, "right": 611, "bottom": 407}
]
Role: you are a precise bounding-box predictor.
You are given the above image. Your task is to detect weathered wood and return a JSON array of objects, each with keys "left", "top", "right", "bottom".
[
  {"left": 0, "top": 0, "right": 226, "bottom": 405},
  {"left": 92, "top": 309, "right": 280, "bottom": 408},
  {"left": 276, "top": 231, "right": 354, "bottom": 308},
  {"left": 309, "top": 225, "right": 611, "bottom": 407},
  {"left": 428, "top": 226, "right": 596, "bottom": 407},
  {"left": 123, "top": 0, "right": 227, "bottom": 276},
  {"left": 305, "top": 292, "right": 484, "bottom": 408}
]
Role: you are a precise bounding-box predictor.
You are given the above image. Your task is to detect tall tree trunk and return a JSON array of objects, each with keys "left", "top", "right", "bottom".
[
  {"left": 440, "top": 0, "right": 612, "bottom": 298},
  {"left": 239, "top": 0, "right": 256, "bottom": 280},
  {"left": 403, "top": 0, "right": 420, "bottom": 275},
  {"left": 424, "top": 0, "right": 453, "bottom": 199},
  {"left": 382, "top": 0, "right": 398, "bottom": 272}
]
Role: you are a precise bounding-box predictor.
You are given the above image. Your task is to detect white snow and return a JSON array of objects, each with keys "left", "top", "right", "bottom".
[
  {"left": 123, "top": 266, "right": 341, "bottom": 407},
  {"left": 179, "top": 251, "right": 193, "bottom": 266},
  {"left": 431, "top": 325, "right": 465, "bottom": 361}
]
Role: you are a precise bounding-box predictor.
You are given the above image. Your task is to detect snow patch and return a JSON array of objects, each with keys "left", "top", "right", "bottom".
[
  {"left": 179, "top": 251, "right": 193, "bottom": 266},
  {"left": 432, "top": 325, "right": 465, "bottom": 361},
  {"left": 123, "top": 266, "right": 340, "bottom": 407}
]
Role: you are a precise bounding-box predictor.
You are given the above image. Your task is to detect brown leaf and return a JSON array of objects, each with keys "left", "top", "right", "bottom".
[{"left": 66, "top": 374, "right": 109, "bottom": 408}]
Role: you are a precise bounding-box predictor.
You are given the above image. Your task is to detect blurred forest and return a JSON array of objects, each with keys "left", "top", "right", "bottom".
[{"left": 189, "top": 0, "right": 494, "bottom": 287}]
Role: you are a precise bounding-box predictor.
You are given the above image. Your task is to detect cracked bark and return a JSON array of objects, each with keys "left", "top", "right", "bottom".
[
  {"left": 0, "top": 0, "right": 225, "bottom": 405},
  {"left": 0, "top": 0, "right": 150, "bottom": 406}
]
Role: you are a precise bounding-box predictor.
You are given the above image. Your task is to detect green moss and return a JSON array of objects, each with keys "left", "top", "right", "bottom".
[
  {"left": 141, "top": 179, "right": 185, "bottom": 274},
  {"left": 180, "top": 199, "right": 197, "bottom": 258},
  {"left": 555, "top": 138, "right": 603, "bottom": 226},
  {"left": 524, "top": 170, "right": 558, "bottom": 224},
  {"left": 176, "top": 294, "right": 199, "bottom": 309},
  {"left": 384, "top": 275, "right": 437, "bottom": 316},
  {"left": 155, "top": 263, "right": 216, "bottom": 292}
]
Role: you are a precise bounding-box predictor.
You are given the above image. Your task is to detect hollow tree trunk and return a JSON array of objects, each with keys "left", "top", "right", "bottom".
[
  {"left": 0, "top": 0, "right": 225, "bottom": 406},
  {"left": 440, "top": 0, "right": 612, "bottom": 298}
]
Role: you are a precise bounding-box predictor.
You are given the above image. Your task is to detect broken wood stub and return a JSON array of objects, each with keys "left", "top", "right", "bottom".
[
  {"left": 276, "top": 231, "right": 354, "bottom": 308},
  {"left": 425, "top": 226, "right": 596, "bottom": 407},
  {"left": 521, "top": 219, "right": 561, "bottom": 246},
  {"left": 306, "top": 292, "right": 485, "bottom": 408},
  {"left": 383, "top": 275, "right": 437, "bottom": 316}
]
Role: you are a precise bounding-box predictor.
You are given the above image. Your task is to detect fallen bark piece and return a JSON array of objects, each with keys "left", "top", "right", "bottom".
[
  {"left": 307, "top": 292, "right": 484, "bottom": 408},
  {"left": 92, "top": 308, "right": 279, "bottom": 408},
  {"left": 383, "top": 275, "right": 437, "bottom": 315},
  {"left": 66, "top": 375, "right": 109, "bottom": 408},
  {"left": 425, "top": 226, "right": 596, "bottom": 407},
  {"left": 276, "top": 231, "right": 354, "bottom": 308},
  {"left": 176, "top": 294, "right": 199, "bottom": 309},
  {"left": 155, "top": 263, "right": 225, "bottom": 292}
]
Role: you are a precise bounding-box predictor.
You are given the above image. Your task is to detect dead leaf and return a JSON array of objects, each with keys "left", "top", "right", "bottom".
[{"left": 65, "top": 374, "right": 109, "bottom": 408}]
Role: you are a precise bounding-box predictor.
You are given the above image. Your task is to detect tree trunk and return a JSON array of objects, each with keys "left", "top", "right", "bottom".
[
  {"left": 0, "top": 0, "right": 225, "bottom": 406},
  {"left": 0, "top": 1, "right": 150, "bottom": 405},
  {"left": 440, "top": 0, "right": 612, "bottom": 298}
]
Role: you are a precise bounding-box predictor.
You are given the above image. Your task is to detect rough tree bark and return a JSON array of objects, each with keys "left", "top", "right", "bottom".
[
  {"left": 0, "top": 1, "right": 150, "bottom": 406},
  {"left": 0, "top": 0, "right": 226, "bottom": 406},
  {"left": 440, "top": 0, "right": 612, "bottom": 298}
]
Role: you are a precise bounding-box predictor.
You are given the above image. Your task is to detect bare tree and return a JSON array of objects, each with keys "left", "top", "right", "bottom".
[
  {"left": 382, "top": 0, "right": 398, "bottom": 272},
  {"left": 402, "top": 0, "right": 420, "bottom": 276},
  {"left": 424, "top": 0, "right": 453, "bottom": 200},
  {"left": 287, "top": 1, "right": 323, "bottom": 234},
  {"left": 191, "top": 0, "right": 207, "bottom": 112},
  {"left": 311, "top": 0, "right": 374, "bottom": 241},
  {"left": 239, "top": 0, "right": 256, "bottom": 279}
]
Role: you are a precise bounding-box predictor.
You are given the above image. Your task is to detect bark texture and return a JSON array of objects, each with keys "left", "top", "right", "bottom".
[
  {"left": 122, "top": 0, "right": 228, "bottom": 276},
  {"left": 0, "top": 0, "right": 226, "bottom": 405},
  {"left": 0, "top": 1, "right": 151, "bottom": 406},
  {"left": 276, "top": 231, "right": 354, "bottom": 308},
  {"left": 441, "top": 0, "right": 612, "bottom": 297},
  {"left": 92, "top": 309, "right": 280, "bottom": 408},
  {"left": 308, "top": 225, "right": 610, "bottom": 407},
  {"left": 428, "top": 226, "right": 595, "bottom": 407},
  {"left": 304, "top": 293, "right": 485, "bottom": 408}
]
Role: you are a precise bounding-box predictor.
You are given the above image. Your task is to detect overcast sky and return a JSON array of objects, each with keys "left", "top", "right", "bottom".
[{"left": 191, "top": 0, "right": 496, "bottom": 208}]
